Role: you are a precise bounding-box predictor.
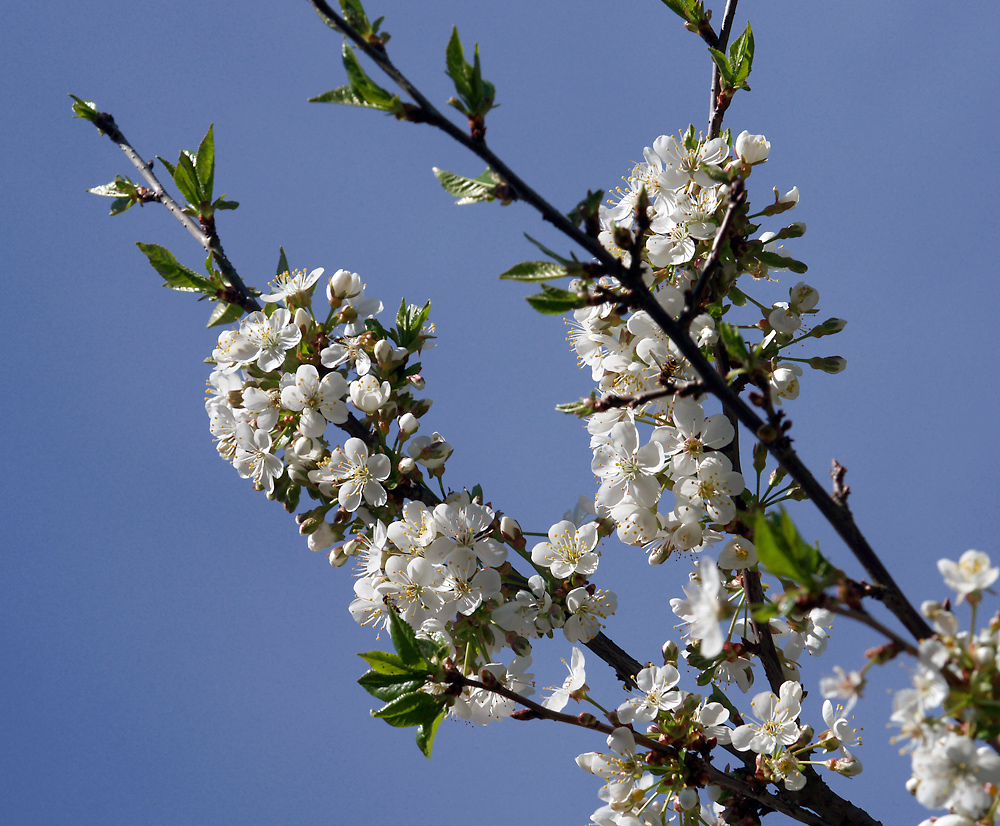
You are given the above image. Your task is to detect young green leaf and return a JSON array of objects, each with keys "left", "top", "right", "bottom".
[
  {"left": 309, "top": 85, "right": 386, "bottom": 109},
  {"left": 172, "top": 152, "right": 202, "bottom": 207},
  {"left": 707, "top": 48, "right": 733, "bottom": 87},
  {"left": 446, "top": 27, "right": 472, "bottom": 104},
  {"left": 357, "top": 650, "right": 415, "bottom": 676},
  {"left": 387, "top": 607, "right": 422, "bottom": 666},
  {"left": 755, "top": 249, "right": 808, "bottom": 274},
  {"left": 754, "top": 509, "right": 839, "bottom": 591},
  {"left": 415, "top": 707, "right": 446, "bottom": 758},
  {"left": 659, "top": 0, "right": 697, "bottom": 24},
  {"left": 136, "top": 243, "right": 214, "bottom": 293},
  {"left": 276, "top": 247, "right": 289, "bottom": 278},
  {"left": 499, "top": 261, "right": 569, "bottom": 282},
  {"left": 341, "top": 44, "right": 402, "bottom": 112},
  {"left": 431, "top": 167, "right": 496, "bottom": 204},
  {"left": 371, "top": 692, "right": 446, "bottom": 728},
  {"left": 358, "top": 670, "right": 429, "bottom": 702},
  {"left": 207, "top": 301, "right": 244, "bottom": 328},
  {"left": 525, "top": 284, "right": 587, "bottom": 315},
  {"left": 728, "top": 23, "right": 754, "bottom": 87}
]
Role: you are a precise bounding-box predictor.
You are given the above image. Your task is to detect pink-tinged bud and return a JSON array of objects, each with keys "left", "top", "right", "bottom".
[
  {"left": 410, "top": 398, "right": 433, "bottom": 418},
  {"left": 398, "top": 412, "right": 419, "bottom": 438},
  {"left": 407, "top": 374, "right": 426, "bottom": 390},
  {"left": 826, "top": 754, "right": 863, "bottom": 777},
  {"left": 328, "top": 547, "right": 350, "bottom": 567},
  {"left": 500, "top": 516, "right": 523, "bottom": 547},
  {"left": 397, "top": 457, "right": 416, "bottom": 474}
]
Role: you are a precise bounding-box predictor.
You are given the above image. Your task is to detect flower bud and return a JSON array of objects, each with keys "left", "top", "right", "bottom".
[
  {"left": 510, "top": 636, "right": 533, "bottom": 657},
  {"left": 397, "top": 456, "right": 416, "bottom": 474},
  {"left": 735, "top": 131, "right": 770, "bottom": 165},
  {"left": 662, "top": 640, "right": 679, "bottom": 664},
  {"left": 407, "top": 373, "right": 426, "bottom": 391},
  {"left": 768, "top": 466, "right": 787, "bottom": 488},
  {"left": 294, "top": 307, "right": 311, "bottom": 333},
  {"left": 806, "top": 356, "right": 847, "bottom": 374},
  {"left": 398, "top": 412, "right": 420, "bottom": 438},
  {"left": 675, "top": 788, "right": 700, "bottom": 812},
  {"left": 410, "top": 398, "right": 433, "bottom": 418},
  {"left": 350, "top": 375, "right": 392, "bottom": 413},
  {"left": 307, "top": 521, "right": 335, "bottom": 552},
  {"left": 327, "top": 268, "right": 361, "bottom": 301},
  {"left": 810, "top": 317, "right": 848, "bottom": 338},
  {"left": 374, "top": 339, "right": 394, "bottom": 367},
  {"left": 500, "top": 516, "right": 525, "bottom": 550},
  {"left": 328, "top": 544, "right": 350, "bottom": 567}
]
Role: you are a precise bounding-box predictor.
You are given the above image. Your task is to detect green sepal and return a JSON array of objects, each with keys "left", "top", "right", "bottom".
[
  {"left": 754, "top": 508, "right": 839, "bottom": 592},
  {"left": 207, "top": 301, "right": 245, "bottom": 328},
  {"left": 755, "top": 249, "right": 808, "bottom": 274},
  {"left": 499, "top": 261, "right": 568, "bottom": 282},
  {"left": 136, "top": 243, "right": 214, "bottom": 293},
  {"left": 416, "top": 707, "right": 446, "bottom": 758},
  {"left": 388, "top": 607, "right": 422, "bottom": 666},
  {"left": 357, "top": 650, "right": 415, "bottom": 675},
  {"left": 432, "top": 167, "right": 496, "bottom": 204},
  {"left": 371, "top": 692, "right": 446, "bottom": 728},
  {"left": 525, "top": 284, "right": 587, "bottom": 315},
  {"left": 358, "top": 670, "right": 429, "bottom": 702}
]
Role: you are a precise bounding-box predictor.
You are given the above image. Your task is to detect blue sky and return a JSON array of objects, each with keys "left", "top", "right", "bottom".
[{"left": 4, "top": 1, "right": 999, "bottom": 824}]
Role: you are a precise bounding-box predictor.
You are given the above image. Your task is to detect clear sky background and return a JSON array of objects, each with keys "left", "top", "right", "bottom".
[{"left": 3, "top": 2, "right": 999, "bottom": 825}]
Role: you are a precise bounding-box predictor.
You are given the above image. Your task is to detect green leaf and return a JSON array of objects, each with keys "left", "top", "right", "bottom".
[
  {"left": 446, "top": 27, "right": 472, "bottom": 102},
  {"left": 388, "top": 607, "right": 422, "bottom": 666},
  {"left": 339, "top": 0, "right": 372, "bottom": 35},
  {"left": 431, "top": 167, "right": 495, "bottom": 204},
  {"left": 525, "top": 284, "right": 586, "bottom": 315},
  {"left": 341, "top": 44, "right": 401, "bottom": 111},
  {"left": 755, "top": 249, "right": 808, "bottom": 274},
  {"left": 566, "top": 190, "right": 603, "bottom": 228},
  {"left": 109, "top": 196, "right": 134, "bottom": 216},
  {"left": 754, "top": 509, "right": 839, "bottom": 591},
  {"left": 87, "top": 175, "right": 136, "bottom": 199},
  {"left": 276, "top": 247, "right": 289, "bottom": 278},
  {"left": 499, "top": 261, "right": 568, "bottom": 282},
  {"left": 136, "top": 243, "right": 214, "bottom": 293},
  {"left": 523, "top": 234, "right": 575, "bottom": 267},
  {"left": 372, "top": 692, "right": 445, "bottom": 728},
  {"left": 172, "top": 152, "right": 202, "bottom": 206},
  {"left": 207, "top": 301, "right": 244, "bottom": 328},
  {"left": 395, "top": 299, "right": 432, "bottom": 348},
  {"left": 309, "top": 85, "right": 385, "bottom": 109},
  {"left": 357, "top": 650, "right": 414, "bottom": 676},
  {"left": 196, "top": 124, "right": 215, "bottom": 204},
  {"left": 728, "top": 23, "right": 754, "bottom": 87},
  {"left": 156, "top": 156, "right": 176, "bottom": 179},
  {"left": 416, "top": 707, "right": 446, "bottom": 758},
  {"left": 728, "top": 285, "right": 747, "bottom": 307},
  {"left": 212, "top": 197, "right": 239, "bottom": 211},
  {"left": 707, "top": 48, "right": 733, "bottom": 86},
  {"left": 358, "top": 670, "right": 429, "bottom": 702},
  {"left": 717, "top": 321, "right": 748, "bottom": 361},
  {"left": 659, "top": 0, "right": 697, "bottom": 23}
]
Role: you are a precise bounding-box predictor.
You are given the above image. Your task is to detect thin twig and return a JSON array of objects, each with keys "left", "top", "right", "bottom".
[
  {"left": 708, "top": 0, "right": 741, "bottom": 139},
  {"left": 89, "top": 111, "right": 260, "bottom": 313}
]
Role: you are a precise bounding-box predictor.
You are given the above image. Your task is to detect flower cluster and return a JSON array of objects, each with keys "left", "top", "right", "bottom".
[{"left": 205, "top": 264, "right": 623, "bottom": 726}]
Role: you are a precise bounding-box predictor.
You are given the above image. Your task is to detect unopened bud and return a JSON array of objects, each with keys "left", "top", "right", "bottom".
[
  {"left": 676, "top": 788, "right": 699, "bottom": 812},
  {"left": 374, "top": 339, "right": 394, "bottom": 367},
  {"left": 790, "top": 484, "right": 808, "bottom": 500},
  {"left": 343, "top": 538, "right": 362, "bottom": 557},
  {"left": 398, "top": 456, "right": 416, "bottom": 474},
  {"left": 294, "top": 307, "right": 311, "bottom": 332},
  {"left": 500, "top": 516, "right": 525, "bottom": 550},
  {"left": 307, "top": 522, "right": 336, "bottom": 552},
  {"left": 398, "top": 412, "right": 419, "bottom": 438},
  {"left": 510, "top": 636, "right": 533, "bottom": 657},
  {"left": 810, "top": 317, "right": 848, "bottom": 338},
  {"left": 648, "top": 547, "right": 670, "bottom": 565},
  {"left": 806, "top": 356, "right": 847, "bottom": 374},
  {"left": 407, "top": 373, "right": 426, "bottom": 391},
  {"left": 410, "top": 398, "right": 433, "bottom": 418},
  {"left": 752, "top": 440, "right": 769, "bottom": 473},
  {"left": 768, "top": 466, "right": 787, "bottom": 488},
  {"left": 328, "top": 268, "right": 360, "bottom": 300},
  {"left": 662, "top": 640, "right": 679, "bottom": 664},
  {"left": 328, "top": 545, "right": 350, "bottom": 567}
]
